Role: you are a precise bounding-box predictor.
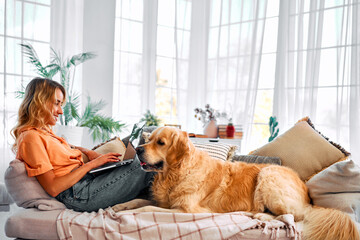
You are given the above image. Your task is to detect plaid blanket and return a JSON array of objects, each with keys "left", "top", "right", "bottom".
[{"left": 56, "top": 207, "right": 301, "bottom": 240}]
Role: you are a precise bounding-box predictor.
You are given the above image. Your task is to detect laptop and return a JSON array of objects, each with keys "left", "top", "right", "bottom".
[
  {"left": 89, "top": 158, "right": 134, "bottom": 174},
  {"left": 89, "top": 140, "right": 137, "bottom": 174}
]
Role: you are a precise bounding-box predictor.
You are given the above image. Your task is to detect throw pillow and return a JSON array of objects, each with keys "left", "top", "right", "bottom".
[
  {"left": 232, "top": 155, "right": 281, "bottom": 165},
  {"left": 306, "top": 159, "right": 360, "bottom": 223},
  {"left": 82, "top": 137, "right": 129, "bottom": 163},
  {"left": 193, "top": 142, "right": 237, "bottom": 161},
  {"left": 250, "top": 117, "right": 350, "bottom": 181},
  {"left": 0, "top": 182, "right": 13, "bottom": 205},
  {"left": 92, "top": 137, "right": 127, "bottom": 157},
  {"left": 4, "top": 159, "right": 66, "bottom": 210}
]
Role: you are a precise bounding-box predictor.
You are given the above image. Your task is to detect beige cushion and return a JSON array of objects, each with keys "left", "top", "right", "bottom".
[
  {"left": 82, "top": 137, "right": 128, "bottom": 162},
  {"left": 251, "top": 117, "right": 349, "bottom": 181},
  {"left": 4, "top": 159, "right": 66, "bottom": 210},
  {"left": 0, "top": 182, "right": 13, "bottom": 205},
  {"left": 193, "top": 142, "right": 237, "bottom": 161}
]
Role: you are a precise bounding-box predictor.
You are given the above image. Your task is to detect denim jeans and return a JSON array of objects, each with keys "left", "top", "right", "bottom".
[{"left": 56, "top": 156, "right": 155, "bottom": 212}]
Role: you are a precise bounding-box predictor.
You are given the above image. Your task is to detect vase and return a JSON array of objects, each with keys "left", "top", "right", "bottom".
[
  {"left": 226, "top": 124, "right": 235, "bottom": 138},
  {"left": 204, "top": 120, "right": 218, "bottom": 138}
]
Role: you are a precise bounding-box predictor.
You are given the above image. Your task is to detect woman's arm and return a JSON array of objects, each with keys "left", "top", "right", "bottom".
[
  {"left": 70, "top": 145, "right": 101, "bottom": 161},
  {"left": 36, "top": 152, "right": 122, "bottom": 197}
]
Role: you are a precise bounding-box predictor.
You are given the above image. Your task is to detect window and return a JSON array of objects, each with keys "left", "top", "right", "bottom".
[
  {"left": 113, "top": 0, "right": 144, "bottom": 125},
  {"left": 206, "top": 0, "right": 279, "bottom": 151},
  {"left": 113, "top": 0, "right": 192, "bottom": 128},
  {"left": 273, "top": 0, "right": 360, "bottom": 153},
  {"left": 0, "top": 0, "right": 51, "bottom": 149},
  {"left": 155, "top": 0, "right": 191, "bottom": 124}
]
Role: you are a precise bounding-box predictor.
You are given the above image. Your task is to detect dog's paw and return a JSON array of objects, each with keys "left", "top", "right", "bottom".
[
  {"left": 240, "top": 212, "right": 254, "bottom": 217},
  {"left": 112, "top": 199, "right": 153, "bottom": 212},
  {"left": 253, "top": 213, "right": 276, "bottom": 221}
]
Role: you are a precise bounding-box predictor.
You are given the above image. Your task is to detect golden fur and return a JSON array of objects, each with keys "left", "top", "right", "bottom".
[{"left": 113, "top": 127, "right": 359, "bottom": 240}]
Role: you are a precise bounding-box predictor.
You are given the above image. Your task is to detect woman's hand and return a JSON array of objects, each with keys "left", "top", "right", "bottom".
[{"left": 87, "top": 152, "right": 122, "bottom": 169}]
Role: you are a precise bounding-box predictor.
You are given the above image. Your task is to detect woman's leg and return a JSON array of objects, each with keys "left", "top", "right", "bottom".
[{"left": 56, "top": 157, "right": 155, "bottom": 212}]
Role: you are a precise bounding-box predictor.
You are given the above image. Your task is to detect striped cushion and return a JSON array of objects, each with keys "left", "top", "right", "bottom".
[
  {"left": 193, "top": 143, "right": 237, "bottom": 161},
  {"left": 232, "top": 155, "right": 281, "bottom": 165}
]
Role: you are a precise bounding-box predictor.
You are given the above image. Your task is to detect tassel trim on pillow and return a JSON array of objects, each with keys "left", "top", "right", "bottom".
[{"left": 298, "top": 117, "right": 350, "bottom": 157}]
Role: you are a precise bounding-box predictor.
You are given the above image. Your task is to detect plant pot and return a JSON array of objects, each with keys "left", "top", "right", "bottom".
[
  {"left": 204, "top": 120, "right": 218, "bottom": 138},
  {"left": 54, "top": 125, "right": 102, "bottom": 148},
  {"left": 54, "top": 125, "right": 84, "bottom": 146}
]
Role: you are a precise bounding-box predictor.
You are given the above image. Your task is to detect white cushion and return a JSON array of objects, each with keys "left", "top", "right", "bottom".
[{"left": 306, "top": 159, "right": 360, "bottom": 222}]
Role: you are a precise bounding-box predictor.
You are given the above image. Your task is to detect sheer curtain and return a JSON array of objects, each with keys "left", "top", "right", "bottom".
[
  {"left": 51, "top": 0, "right": 84, "bottom": 92},
  {"left": 273, "top": 0, "right": 360, "bottom": 162},
  {"left": 113, "top": 0, "right": 193, "bottom": 132},
  {"left": 203, "top": 0, "right": 269, "bottom": 152}
]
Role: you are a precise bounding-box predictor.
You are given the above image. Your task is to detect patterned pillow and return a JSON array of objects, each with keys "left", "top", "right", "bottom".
[
  {"left": 232, "top": 155, "right": 281, "bottom": 165},
  {"left": 193, "top": 142, "right": 237, "bottom": 161},
  {"left": 250, "top": 117, "right": 350, "bottom": 181}
]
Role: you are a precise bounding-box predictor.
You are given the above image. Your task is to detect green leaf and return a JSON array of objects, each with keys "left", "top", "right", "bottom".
[
  {"left": 81, "top": 115, "right": 126, "bottom": 142},
  {"left": 67, "top": 52, "right": 96, "bottom": 68},
  {"left": 20, "top": 43, "right": 50, "bottom": 78}
]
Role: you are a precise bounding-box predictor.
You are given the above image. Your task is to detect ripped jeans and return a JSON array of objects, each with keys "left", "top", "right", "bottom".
[{"left": 56, "top": 156, "right": 155, "bottom": 212}]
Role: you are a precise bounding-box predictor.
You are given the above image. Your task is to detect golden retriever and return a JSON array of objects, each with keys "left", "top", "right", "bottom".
[{"left": 113, "top": 127, "right": 359, "bottom": 240}]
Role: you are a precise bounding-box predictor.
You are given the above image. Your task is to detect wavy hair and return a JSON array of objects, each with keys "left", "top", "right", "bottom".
[{"left": 11, "top": 77, "right": 66, "bottom": 152}]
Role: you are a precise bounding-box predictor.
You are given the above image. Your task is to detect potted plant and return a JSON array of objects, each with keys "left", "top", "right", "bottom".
[
  {"left": 20, "top": 43, "right": 125, "bottom": 146},
  {"left": 140, "top": 110, "right": 161, "bottom": 126},
  {"left": 194, "top": 104, "right": 228, "bottom": 138}
]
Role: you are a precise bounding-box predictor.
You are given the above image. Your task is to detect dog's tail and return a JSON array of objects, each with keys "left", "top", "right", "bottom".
[{"left": 303, "top": 206, "right": 359, "bottom": 240}]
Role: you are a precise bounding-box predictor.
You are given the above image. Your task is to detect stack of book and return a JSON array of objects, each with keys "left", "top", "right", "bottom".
[{"left": 217, "top": 124, "right": 243, "bottom": 139}]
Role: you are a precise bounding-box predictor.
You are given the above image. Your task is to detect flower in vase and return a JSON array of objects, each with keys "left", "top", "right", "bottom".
[{"left": 194, "top": 104, "right": 228, "bottom": 126}]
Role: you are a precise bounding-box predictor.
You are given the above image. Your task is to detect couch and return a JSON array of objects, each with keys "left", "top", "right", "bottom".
[{"left": 3, "top": 119, "right": 360, "bottom": 239}]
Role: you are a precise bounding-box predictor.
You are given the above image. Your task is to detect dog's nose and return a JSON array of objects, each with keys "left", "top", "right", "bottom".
[{"left": 136, "top": 146, "right": 144, "bottom": 155}]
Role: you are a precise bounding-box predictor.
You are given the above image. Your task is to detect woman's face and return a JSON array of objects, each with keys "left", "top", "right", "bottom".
[{"left": 47, "top": 88, "right": 64, "bottom": 126}]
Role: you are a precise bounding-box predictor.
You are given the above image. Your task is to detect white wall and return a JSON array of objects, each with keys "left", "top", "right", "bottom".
[{"left": 82, "top": 0, "right": 116, "bottom": 117}]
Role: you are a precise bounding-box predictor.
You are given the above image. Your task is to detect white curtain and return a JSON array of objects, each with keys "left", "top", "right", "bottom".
[
  {"left": 203, "top": 0, "right": 269, "bottom": 152},
  {"left": 51, "top": 0, "right": 84, "bottom": 97},
  {"left": 185, "top": 0, "right": 209, "bottom": 133},
  {"left": 273, "top": 0, "right": 360, "bottom": 162}
]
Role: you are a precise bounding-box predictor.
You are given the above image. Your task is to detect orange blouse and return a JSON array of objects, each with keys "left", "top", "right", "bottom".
[{"left": 16, "top": 127, "right": 84, "bottom": 177}]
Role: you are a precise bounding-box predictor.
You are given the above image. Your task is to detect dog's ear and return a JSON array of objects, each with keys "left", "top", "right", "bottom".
[{"left": 166, "top": 130, "right": 190, "bottom": 166}]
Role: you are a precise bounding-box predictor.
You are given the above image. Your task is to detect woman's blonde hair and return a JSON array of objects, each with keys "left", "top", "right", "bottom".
[{"left": 11, "top": 77, "right": 66, "bottom": 152}]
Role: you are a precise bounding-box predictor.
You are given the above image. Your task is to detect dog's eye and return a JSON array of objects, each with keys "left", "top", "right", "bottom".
[{"left": 157, "top": 140, "right": 165, "bottom": 146}]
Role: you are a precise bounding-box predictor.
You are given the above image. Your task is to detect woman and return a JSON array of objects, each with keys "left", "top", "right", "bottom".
[{"left": 11, "top": 77, "right": 153, "bottom": 212}]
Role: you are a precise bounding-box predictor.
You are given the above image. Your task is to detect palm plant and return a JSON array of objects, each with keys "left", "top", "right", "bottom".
[
  {"left": 77, "top": 97, "right": 126, "bottom": 142},
  {"left": 21, "top": 43, "right": 125, "bottom": 141},
  {"left": 21, "top": 43, "right": 96, "bottom": 125}
]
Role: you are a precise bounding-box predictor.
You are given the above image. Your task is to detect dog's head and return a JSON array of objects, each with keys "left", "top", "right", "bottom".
[{"left": 136, "top": 127, "right": 190, "bottom": 172}]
